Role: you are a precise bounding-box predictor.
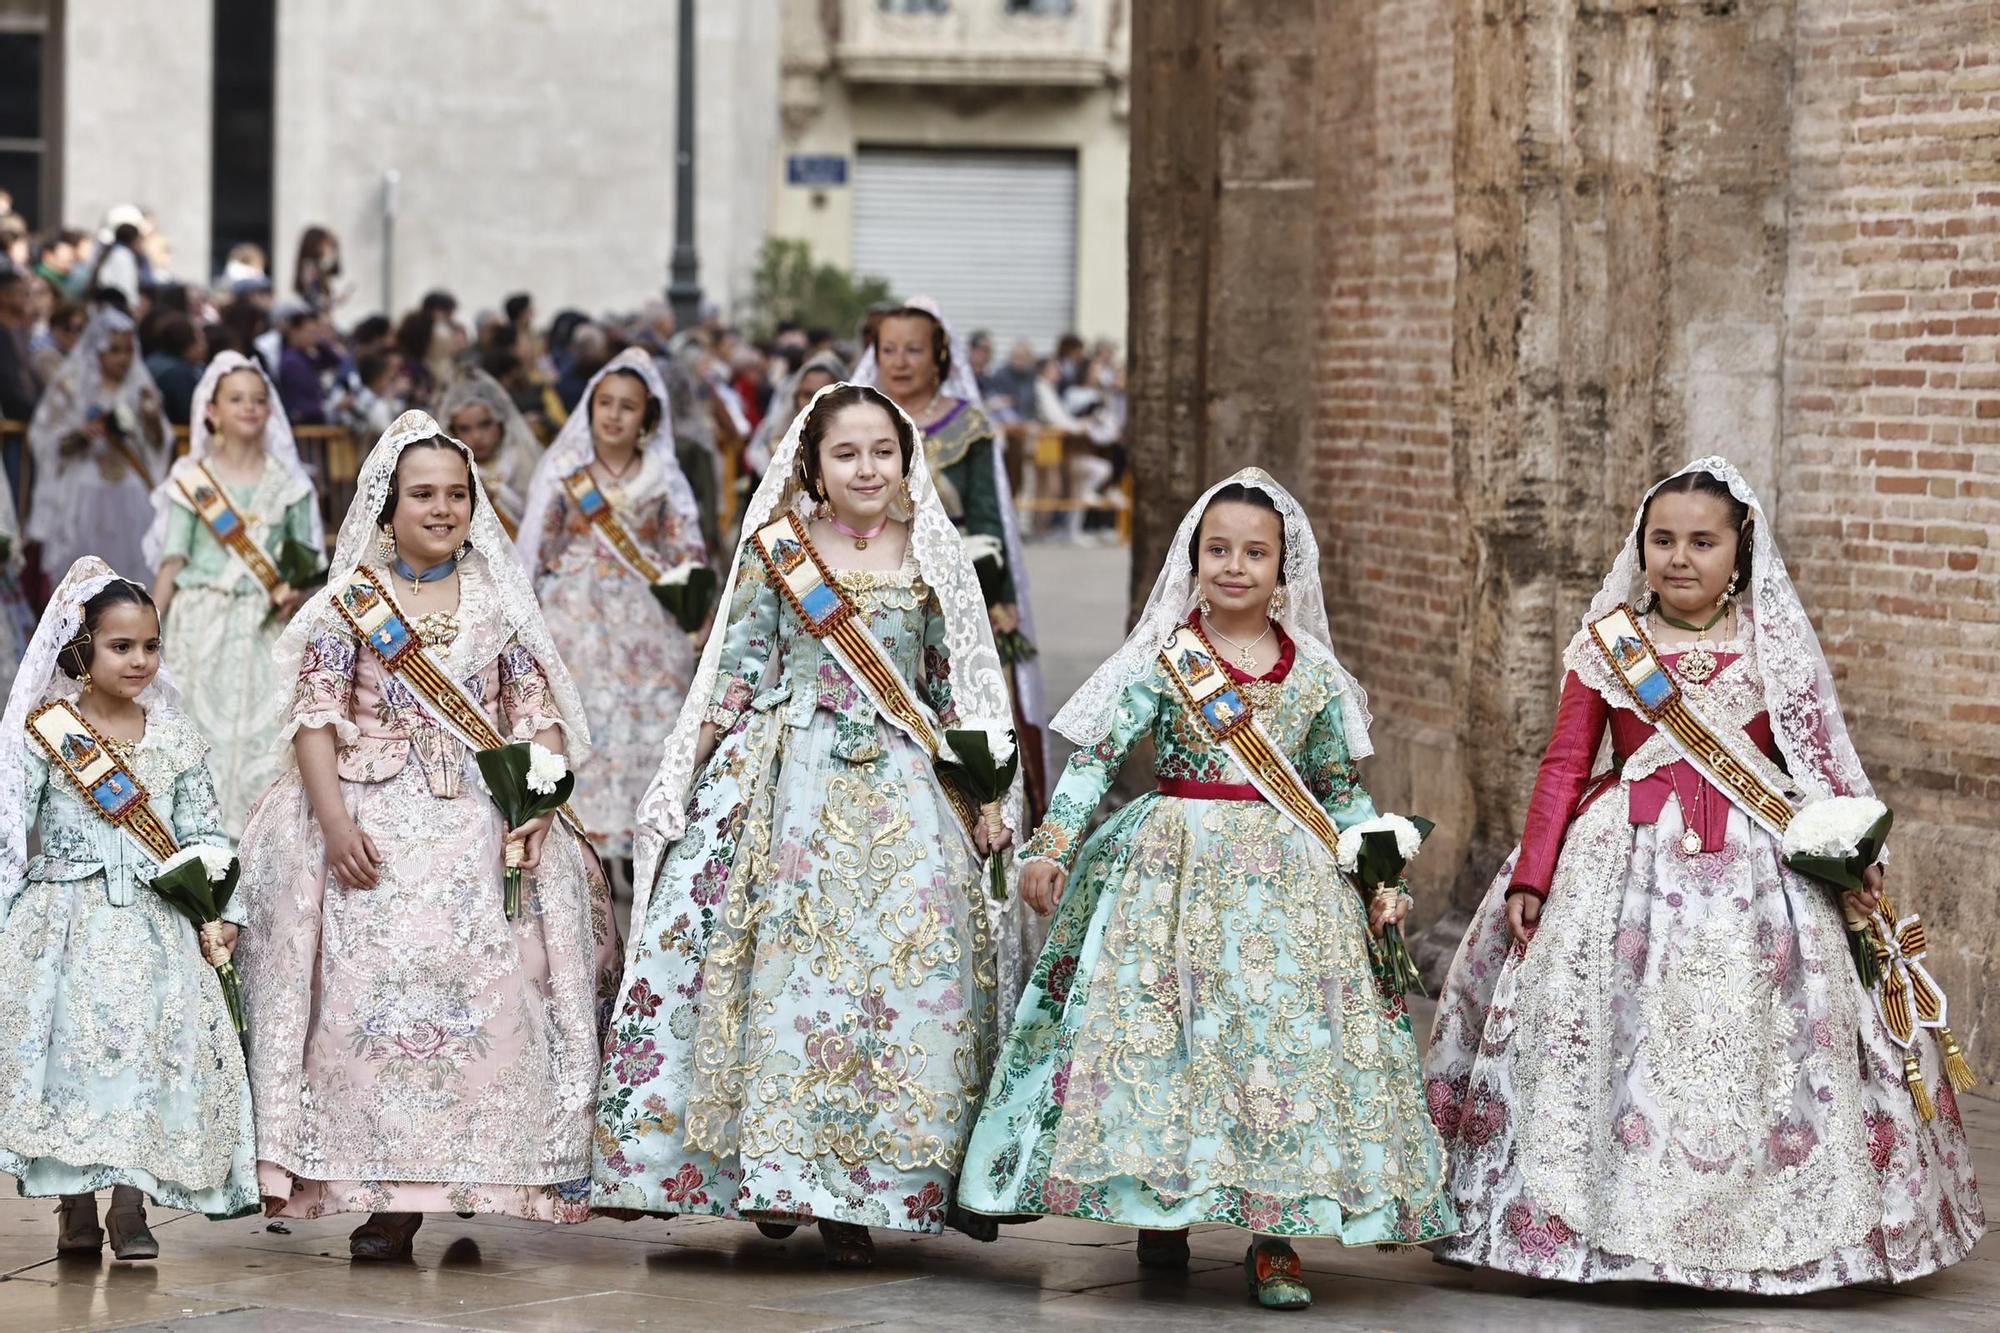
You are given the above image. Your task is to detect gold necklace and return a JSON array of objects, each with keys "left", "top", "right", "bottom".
[
  {"left": 1663, "top": 760, "right": 1706, "bottom": 857},
  {"left": 1657, "top": 607, "right": 1728, "bottom": 686},
  {"left": 594, "top": 450, "right": 642, "bottom": 501},
  {"left": 1203, "top": 614, "right": 1272, "bottom": 671}
]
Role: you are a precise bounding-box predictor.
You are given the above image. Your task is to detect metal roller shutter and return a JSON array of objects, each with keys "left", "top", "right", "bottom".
[{"left": 853, "top": 147, "right": 1078, "bottom": 353}]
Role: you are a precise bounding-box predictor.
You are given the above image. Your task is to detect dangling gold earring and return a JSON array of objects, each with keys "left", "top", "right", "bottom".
[
  {"left": 899, "top": 478, "right": 915, "bottom": 514},
  {"left": 1268, "top": 586, "right": 1288, "bottom": 619},
  {"left": 1198, "top": 593, "right": 1212, "bottom": 617},
  {"left": 375, "top": 525, "right": 396, "bottom": 564},
  {"left": 1719, "top": 570, "right": 1739, "bottom": 608},
  {"left": 80, "top": 673, "right": 93, "bottom": 696}
]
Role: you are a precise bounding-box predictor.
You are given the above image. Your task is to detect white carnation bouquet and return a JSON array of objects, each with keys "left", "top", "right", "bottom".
[
  {"left": 473, "top": 739, "right": 575, "bottom": 920},
  {"left": 939, "top": 720, "right": 1019, "bottom": 900},
  {"left": 1334, "top": 813, "right": 1435, "bottom": 997},
  {"left": 1781, "top": 795, "right": 1892, "bottom": 987}
]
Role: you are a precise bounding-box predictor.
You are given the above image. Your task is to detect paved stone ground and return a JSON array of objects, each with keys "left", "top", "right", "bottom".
[{"left": 1, "top": 544, "right": 1991, "bottom": 1330}]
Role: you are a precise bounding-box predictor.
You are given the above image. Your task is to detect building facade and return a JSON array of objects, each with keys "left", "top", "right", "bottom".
[
  {"left": 17, "top": 0, "right": 780, "bottom": 320},
  {"left": 771, "top": 0, "right": 1129, "bottom": 349},
  {"left": 1126, "top": 0, "right": 2000, "bottom": 1067}
]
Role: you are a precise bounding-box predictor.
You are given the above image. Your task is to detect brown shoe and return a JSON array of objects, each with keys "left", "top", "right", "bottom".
[
  {"left": 816, "top": 1219, "right": 875, "bottom": 1269},
  {"left": 55, "top": 1195, "right": 103, "bottom": 1254},
  {"left": 349, "top": 1211, "right": 424, "bottom": 1261},
  {"left": 105, "top": 1186, "right": 158, "bottom": 1261}
]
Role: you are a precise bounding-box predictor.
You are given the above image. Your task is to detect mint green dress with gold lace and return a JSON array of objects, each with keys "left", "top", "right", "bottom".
[{"left": 959, "top": 625, "right": 1456, "bottom": 1242}]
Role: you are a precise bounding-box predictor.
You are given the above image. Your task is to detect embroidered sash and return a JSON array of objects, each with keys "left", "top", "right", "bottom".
[
  {"left": 327, "top": 567, "right": 585, "bottom": 837},
  {"left": 178, "top": 463, "right": 287, "bottom": 595},
  {"left": 27, "top": 699, "right": 179, "bottom": 866},
  {"left": 1585, "top": 604, "right": 1801, "bottom": 839},
  {"left": 480, "top": 467, "right": 521, "bottom": 540},
  {"left": 750, "top": 513, "right": 975, "bottom": 836},
  {"left": 563, "top": 465, "right": 663, "bottom": 582},
  {"left": 1155, "top": 622, "right": 1341, "bottom": 862}
]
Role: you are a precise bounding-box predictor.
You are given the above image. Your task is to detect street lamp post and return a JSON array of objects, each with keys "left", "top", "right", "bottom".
[{"left": 667, "top": 0, "right": 703, "bottom": 329}]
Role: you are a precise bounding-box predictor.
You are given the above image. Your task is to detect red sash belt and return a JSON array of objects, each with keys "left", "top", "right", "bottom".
[{"left": 1156, "top": 778, "right": 1266, "bottom": 803}]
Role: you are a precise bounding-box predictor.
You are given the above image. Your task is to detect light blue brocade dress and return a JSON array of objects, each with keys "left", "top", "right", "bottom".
[
  {"left": 593, "top": 548, "right": 996, "bottom": 1234},
  {"left": 0, "top": 703, "right": 257, "bottom": 1215}
]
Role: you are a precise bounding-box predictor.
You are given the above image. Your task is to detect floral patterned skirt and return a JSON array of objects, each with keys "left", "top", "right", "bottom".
[
  {"left": 238, "top": 763, "right": 617, "bottom": 1222},
  {"left": 165, "top": 583, "right": 285, "bottom": 839},
  {"left": 958, "top": 794, "right": 1456, "bottom": 1243},
  {"left": 0, "top": 874, "right": 257, "bottom": 1217},
  {"left": 1426, "top": 788, "right": 1986, "bottom": 1291},
  {"left": 592, "top": 705, "right": 994, "bottom": 1233},
  {"left": 538, "top": 565, "right": 696, "bottom": 860}
]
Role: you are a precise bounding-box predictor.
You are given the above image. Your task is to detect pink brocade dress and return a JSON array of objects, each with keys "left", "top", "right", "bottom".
[{"left": 236, "top": 567, "right": 619, "bottom": 1221}]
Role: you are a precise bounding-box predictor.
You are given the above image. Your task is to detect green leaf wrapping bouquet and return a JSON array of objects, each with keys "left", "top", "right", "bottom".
[
  {"left": 474, "top": 741, "right": 575, "bottom": 920},
  {"left": 1334, "top": 813, "right": 1435, "bottom": 998},
  {"left": 650, "top": 560, "right": 720, "bottom": 633},
  {"left": 938, "top": 723, "right": 1020, "bottom": 901},
  {"left": 147, "top": 844, "right": 246, "bottom": 1033},
  {"left": 1780, "top": 795, "right": 1892, "bottom": 989}
]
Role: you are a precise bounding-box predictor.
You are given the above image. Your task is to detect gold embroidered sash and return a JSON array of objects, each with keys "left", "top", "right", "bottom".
[
  {"left": 750, "top": 513, "right": 975, "bottom": 836},
  {"left": 1156, "top": 622, "right": 1341, "bottom": 863},
  {"left": 27, "top": 699, "right": 179, "bottom": 866},
  {"left": 327, "top": 567, "right": 584, "bottom": 837},
  {"left": 178, "top": 462, "right": 287, "bottom": 595},
  {"left": 563, "top": 465, "right": 663, "bottom": 582},
  {"left": 1586, "top": 604, "right": 1799, "bottom": 838}
]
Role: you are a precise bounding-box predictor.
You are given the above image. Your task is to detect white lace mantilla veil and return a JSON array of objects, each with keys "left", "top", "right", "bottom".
[
  {"left": 271, "top": 410, "right": 590, "bottom": 765},
  {"left": 437, "top": 368, "right": 544, "bottom": 498},
  {"left": 140, "top": 350, "right": 323, "bottom": 568},
  {"left": 628, "top": 381, "right": 1024, "bottom": 964},
  {"left": 745, "top": 351, "right": 848, "bottom": 476},
  {"left": 0, "top": 557, "right": 181, "bottom": 887},
  {"left": 854, "top": 297, "right": 1044, "bottom": 731},
  {"left": 1562, "top": 454, "right": 1872, "bottom": 802},
  {"left": 514, "top": 346, "right": 700, "bottom": 577},
  {"left": 1052, "top": 467, "right": 1374, "bottom": 761}
]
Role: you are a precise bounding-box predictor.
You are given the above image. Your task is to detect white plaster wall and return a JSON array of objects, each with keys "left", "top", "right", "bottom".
[
  {"left": 275, "top": 0, "right": 775, "bottom": 321},
  {"left": 695, "top": 0, "right": 781, "bottom": 318},
  {"left": 62, "top": 0, "right": 213, "bottom": 283}
]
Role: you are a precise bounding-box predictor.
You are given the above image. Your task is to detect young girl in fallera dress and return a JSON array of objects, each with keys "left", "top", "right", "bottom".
[
  {"left": 958, "top": 470, "right": 1456, "bottom": 1311},
  {"left": 1426, "top": 457, "right": 1985, "bottom": 1290},
  {"left": 594, "top": 383, "right": 1022, "bottom": 1269},
  {"left": 517, "top": 348, "right": 708, "bottom": 867},
  {"left": 0, "top": 559, "right": 256, "bottom": 1261},
  {"left": 147, "top": 352, "right": 322, "bottom": 837}
]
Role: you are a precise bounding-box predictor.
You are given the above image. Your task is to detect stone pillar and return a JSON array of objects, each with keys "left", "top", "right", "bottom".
[{"left": 1125, "top": 0, "right": 1323, "bottom": 612}]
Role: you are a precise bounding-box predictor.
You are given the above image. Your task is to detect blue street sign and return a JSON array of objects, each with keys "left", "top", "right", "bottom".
[{"left": 787, "top": 155, "right": 849, "bottom": 187}]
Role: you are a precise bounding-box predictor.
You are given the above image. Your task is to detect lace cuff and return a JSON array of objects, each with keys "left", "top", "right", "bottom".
[
  {"left": 507, "top": 713, "right": 569, "bottom": 744},
  {"left": 704, "top": 702, "right": 744, "bottom": 730},
  {"left": 279, "top": 710, "right": 360, "bottom": 747}
]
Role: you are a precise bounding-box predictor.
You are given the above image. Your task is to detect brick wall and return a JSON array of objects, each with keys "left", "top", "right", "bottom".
[{"left": 1782, "top": 1, "right": 2000, "bottom": 1049}]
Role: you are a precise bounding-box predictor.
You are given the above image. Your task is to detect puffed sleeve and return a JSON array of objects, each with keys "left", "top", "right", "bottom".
[
  {"left": 705, "top": 550, "right": 783, "bottom": 731},
  {"left": 281, "top": 617, "right": 361, "bottom": 747},
  {"left": 497, "top": 637, "right": 567, "bottom": 743},
  {"left": 1019, "top": 670, "right": 1163, "bottom": 870},
  {"left": 918, "top": 590, "right": 960, "bottom": 727},
  {"left": 1510, "top": 671, "right": 1611, "bottom": 898},
  {"left": 162, "top": 498, "right": 198, "bottom": 563}
]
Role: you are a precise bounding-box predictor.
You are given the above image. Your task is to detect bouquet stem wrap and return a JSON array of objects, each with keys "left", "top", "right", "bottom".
[
  {"left": 1782, "top": 797, "right": 1893, "bottom": 990},
  {"left": 1336, "top": 815, "right": 1434, "bottom": 998},
  {"left": 474, "top": 741, "right": 575, "bottom": 921},
  {"left": 939, "top": 726, "right": 1019, "bottom": 901},
  {"left": 147, "top": 847, "right": 246, "bottom": 1035}
]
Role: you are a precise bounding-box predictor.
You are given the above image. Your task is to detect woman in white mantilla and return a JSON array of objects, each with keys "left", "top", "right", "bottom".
[
  {"left": 27, "top": 308, "right": 172, "bottom": 581},
  {"left": 594, "top": 382, "right": 1022, "bottom": 1269},
  {"left": 236, "top": 411, "right": 618, "bottom": 1260},
  {"left": 146, "top": 351, "right": 323, "bottom": 837},
  {"left": 1426, "top": 457, "right": 1985, "bottom": 1291},
  {"left": 440, "top": 368, "right": 543, "bottom": 539},
  {"left": 0, "top": 558, "right": 257, "bottom": 1261},
  {"left": 517, "top": 347, "right": 707, "bottom": 864}
]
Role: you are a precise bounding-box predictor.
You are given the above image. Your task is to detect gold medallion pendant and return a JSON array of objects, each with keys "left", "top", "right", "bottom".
[{"left": 1681, "top": 828, "right": 1703, "bottom": 857}]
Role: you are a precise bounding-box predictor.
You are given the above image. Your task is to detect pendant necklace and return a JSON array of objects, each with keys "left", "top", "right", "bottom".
[
  {"left": 1203, "top": 614, "right": 1272, "bottom": 671},
  {"left": 827, "top": 512, "right": 889, "bottom": 551},
  {"left": 1663, "top": 759, "right": 1707, "bottom": 857},
  {"left": 594, "top": 450, "right": 642, "bottom": 503},
  {"left": 1657, "top": 602, "right": 1729, "bottom": 686}
]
